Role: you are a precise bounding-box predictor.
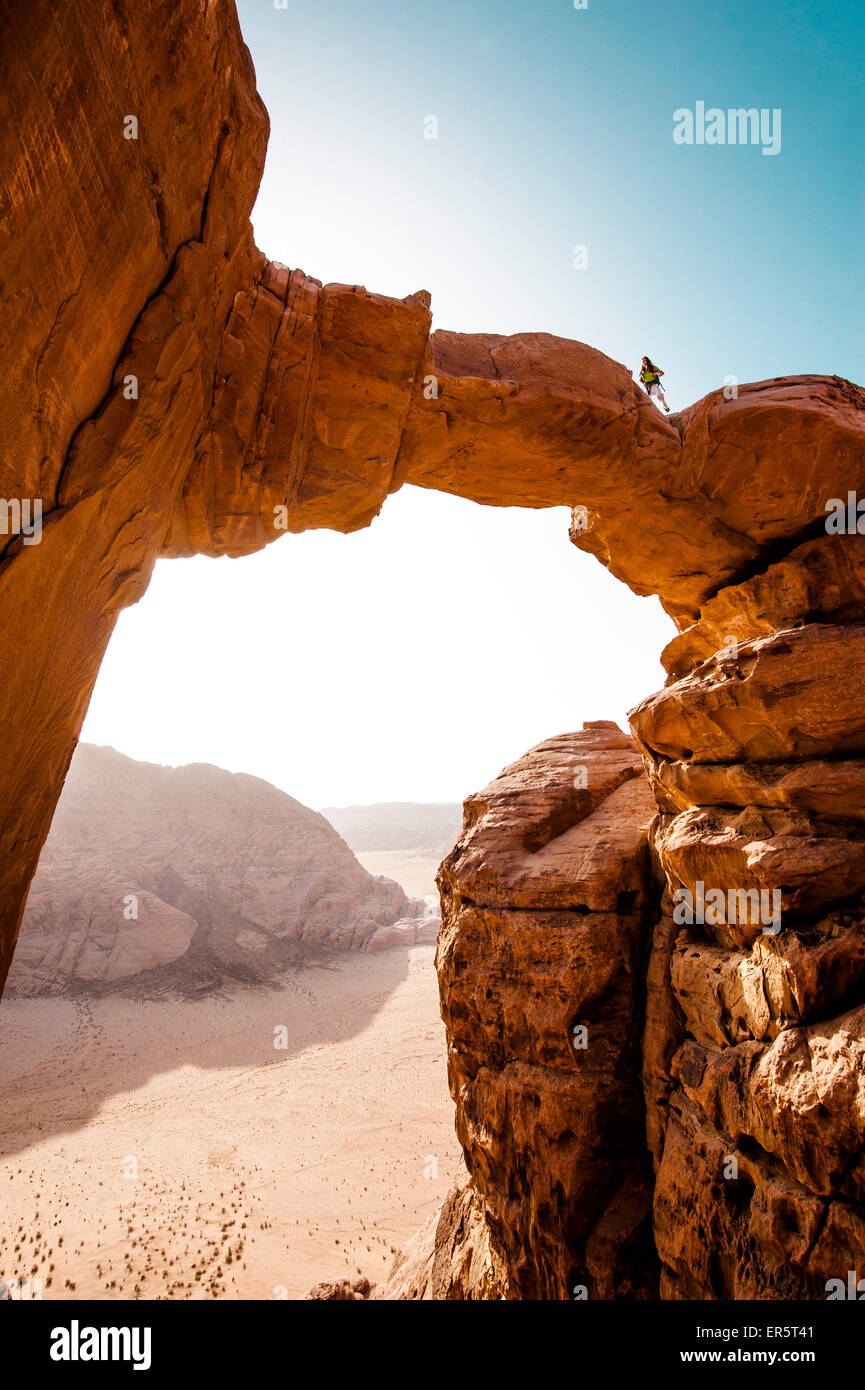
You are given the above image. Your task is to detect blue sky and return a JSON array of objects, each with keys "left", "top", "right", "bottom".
[
  {"left": 84, "top": 2, "right": 863, "bottom": 805},
  {"left": 240, "top": 0, "right": 864, "bottom": 407}
]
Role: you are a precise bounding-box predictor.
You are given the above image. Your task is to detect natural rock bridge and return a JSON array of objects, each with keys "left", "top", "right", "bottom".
[{"left": 3, "top": 0, "right": 865, "bottom": 1299}]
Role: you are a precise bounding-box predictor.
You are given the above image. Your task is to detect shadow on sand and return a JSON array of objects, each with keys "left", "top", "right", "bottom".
[{"left": 0, "top": 943, "right": 423, "bottom": 1161}]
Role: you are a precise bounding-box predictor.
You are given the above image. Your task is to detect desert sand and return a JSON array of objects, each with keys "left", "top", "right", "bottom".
[
  {"left": 356, "top": 852, "right": 441, "bottom": 901},
  {"left": 0, "top": 902, "right": 457, "bottom": 1299}
]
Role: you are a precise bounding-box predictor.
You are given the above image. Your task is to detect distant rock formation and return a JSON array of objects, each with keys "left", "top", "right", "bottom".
[
  {"left": 321, "top": 803, "right": 462, "bottom": 857},
  {"left": 7, "top": 745, "right": 424, "bottom": 997}
]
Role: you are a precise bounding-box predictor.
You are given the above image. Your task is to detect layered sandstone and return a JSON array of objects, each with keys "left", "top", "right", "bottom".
[
  {"left": 4, "top": 0, "right": 865, "bottom": 1308},
  {"left": 7, "top": 744, "right": 420, "bottom": 996},
  {"left": 631, "top": 529, "right": 865, "bottom": 1299},
  {"left": 3, "top": 3, "right": 865, "bottom": 1003},
  {"left": 0, "top": 0, "right": 269, "bottom": 990},
  {"left": 405, "top": 725, "right": 659, "bottom": 1300}
]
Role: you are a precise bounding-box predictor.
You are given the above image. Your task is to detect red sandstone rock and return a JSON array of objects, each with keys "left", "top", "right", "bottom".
[
  {"left": 653, "top": 806, "right": 865, "bottom": 947},
  {"left": 673, "top": 1007, "right": 865, "bottom": 1204},
  {"left": 439, "top": 728, "right": 653, "bottom": 915},
  {"left": 631, "top": 624, "right": 865, "bottom": 765},
  {"left": 381, "top": 1170, "right": 508, "bottom": 1300},
  {"left": 649, "top": 756, "right": 865, "bottom": 822},
  {"left": 0, "top": 0, "right": 269, "bottom": 991},
  {"left": 652, "top": 1094, "right": 865, "bottom": 1300},
  {"left": 674, "top": 376, "right": 865, "bottom": 555},
  {"left": 2, "top": 2, "right": 864, "bottom": 1000},
  {"left": 434, "top": 726, "right": 658, "bottom": 1299},
  {"left": 5, "top": 0, "right": 865, "bottom": 1311},
  {"left": 670, "top": 911, "right": 865, "bottom": 1045},
  {"left": 662, "top": 533, "right": 865, "bottom": 682},
  {"left": 637, "top": 529, "right": 865, "bottom": 1301},
  {"left": 641, "top": 916, "right": 685, "bottom": 1169},
  {"left": 162, "top": 271, "right": 433, "bottom": 555}
]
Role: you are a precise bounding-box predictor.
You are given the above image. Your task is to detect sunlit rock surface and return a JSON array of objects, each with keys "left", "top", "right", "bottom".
[
  {"left": 3, "top": 0, "right": 865, "bottom": 1305},
  {"left": 389, "top": 725, "right": 659, "bottom": 1299}
]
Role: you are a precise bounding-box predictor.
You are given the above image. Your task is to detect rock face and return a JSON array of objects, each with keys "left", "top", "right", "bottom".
[
  {"left": 381, "top": 1170, "right": 508, "bottom": 1301},
  {"left": 0, "top": 0, "right": 270, "bottom": 989},
  {"left": 631, "top": 530, "right": 865, "bottom": 1299},
  {"left": 423, "top": 725, "right": 659, "bottom": 1299},
  {"left": 4, "top": 0, "right": 865, "bottom": 1307},
  {"left": 3, "top": 0, "right": 865, "bottom": 1001},
  {"left": 7, "top": 744, "right": 418, "bottom": 996}
]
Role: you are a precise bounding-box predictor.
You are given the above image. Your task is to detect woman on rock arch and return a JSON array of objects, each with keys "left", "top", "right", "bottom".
[{"left": 638, "top": 355, "right": 671, "bottom": 412}]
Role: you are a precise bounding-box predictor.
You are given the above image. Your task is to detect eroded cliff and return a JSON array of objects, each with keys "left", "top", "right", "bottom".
[
  {"left": 631, "top": 531, "right": 865, "bottom": 1299},
  {"left": 3, "top": 0, "right": 865, "bottom": 997},
  {"left": 3, "top": 0, "right": 865, "bottom": 1304},
  {"left": 385, "top": 725, "right": 659, "bottom": 1299}
]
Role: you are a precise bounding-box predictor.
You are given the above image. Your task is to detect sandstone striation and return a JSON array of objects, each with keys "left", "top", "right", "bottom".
[
  {"left": 7, "top": 744, "right": 419, "bottom": 996},
  {"left": 632, "top": 527, "right": 865, "bottom": 1300},
  {"left": 3, "top": 0, "right": 865, "bottom": 1001},
  {"left": 4, "top": 0, "right": 865, "bottom": 1307},
  {"left": 418, "top": 725, "right": 659, "bottom": 1299}
]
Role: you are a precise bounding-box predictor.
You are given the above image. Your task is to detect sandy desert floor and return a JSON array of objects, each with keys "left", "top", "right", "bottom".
[
  {"left": 0, "top": 855, "right": 457, "bottom": 1300},
  {"left": 355, "top": 851, "right": 442, "bottom": 901}
]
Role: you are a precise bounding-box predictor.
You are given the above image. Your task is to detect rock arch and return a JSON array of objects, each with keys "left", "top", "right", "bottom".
[{"left": 3, "top": 0, "right": 865, "bottom": 1300}]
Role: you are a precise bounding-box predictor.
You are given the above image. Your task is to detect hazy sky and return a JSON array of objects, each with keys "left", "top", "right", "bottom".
[{"left": 82, "top": 0, "right": 864, "bottom": 808}]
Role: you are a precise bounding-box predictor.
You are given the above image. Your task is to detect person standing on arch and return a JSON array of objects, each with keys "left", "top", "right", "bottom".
[{"left": 638, "top": 355, "right": 671, "bottom": 412}]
